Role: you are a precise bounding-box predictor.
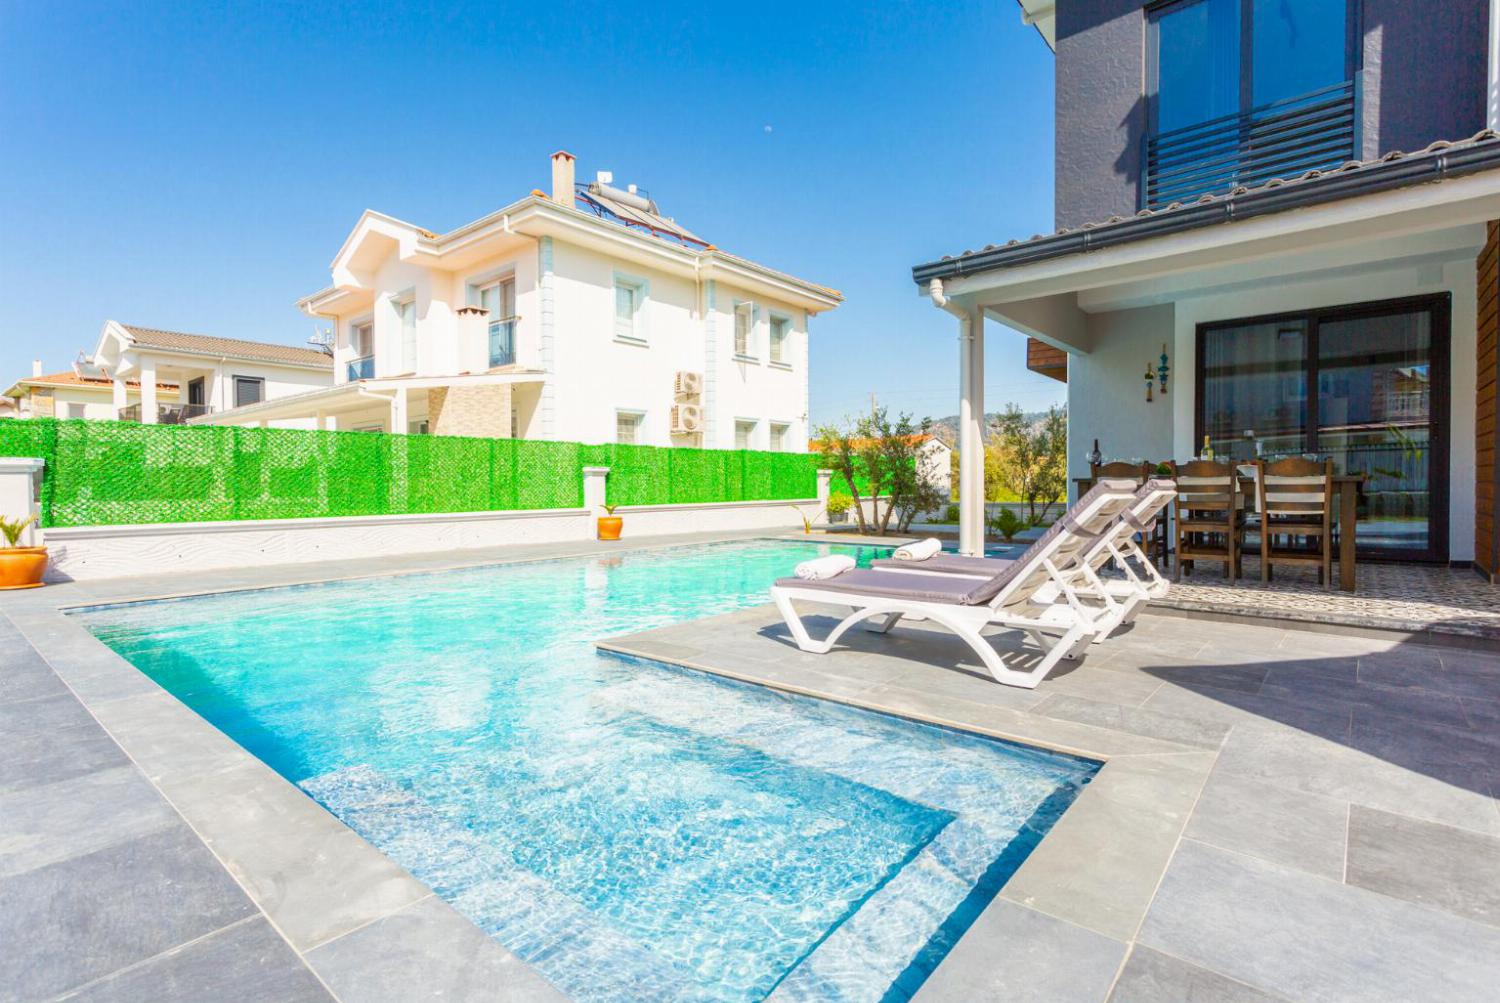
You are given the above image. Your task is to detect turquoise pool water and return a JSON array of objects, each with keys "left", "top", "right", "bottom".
[{"left": 77, "top": 540, "right": 1097, "bottom": 1002}]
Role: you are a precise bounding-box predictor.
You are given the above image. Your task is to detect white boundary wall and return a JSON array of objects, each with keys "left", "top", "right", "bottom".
[{"left": 22, "top": 464, "right": 848, "bottom": 582}]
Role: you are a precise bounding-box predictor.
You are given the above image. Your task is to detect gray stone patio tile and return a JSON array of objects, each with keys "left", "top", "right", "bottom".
[
  {"left": 1213, "top": 722, "right": 1499, "bottom": 836},
  {"left": 161, "top": 759, "right": 431, "bottom": 951},
  {"left": 1261, "top": 666, "right": 1471, "bottom": 729},
  {"left": 0, "top": 714, "right": 130, "bottom": 796},
  {"left": 1346, "top": 713, "right": 1500, "bottom": 779},
  {"left": 0, "top": 765, "right": 177, "bottom": 878},
  {"left": 59, "top": 917, "right": 333, "bottom": 1002},
  {"left": 1463, "top": 696, "right": 1500, "bottom": 729},
  {"left": 87, "top": 689, "right": 254, "bottom": 785},
  {"left": 1030, "top": 693, "right": 1230, "bottom": 750},
  {"left": 1345, "top": 804, "right": 1500, "bottom": 927},
  {"left": 0, "top": 823, "right": 257, "bottom": 1001},
  {"left": 1182, "top": 769, "right": 1348, "bottom": 880},
  {"left": 308, "top": 893, "right": 567, "bottom": 1002},
  {"left": 1140, "top": 680, "right": 1353, "bottom": 741},
  {"left": 1137, "top": 659, "right": 1269, "bottom": 694},
  {"left": 880, "top": 658, "right": 1049, "bottom": 713},
  {"left": 1, "top": 644, "right": 70, "bottom": 705},
  {"left": 1138, "top": 839, "right": 1500, "bottom": 1003},
  {"left": 914, "top": 900, "right": 1126, "bottom": 1003},
  {"left": 1107, "top": 945, "right": 1287, "bottom": 1002},
  {"left": 1273, "top": 629, "right": 1400, "bottom": 656},
  {"left": 999, "top": 753, "right": 1213, "bottom": 940},
  {"left": 1032, "top": 664, "right": 1165, "bottom": 708}
]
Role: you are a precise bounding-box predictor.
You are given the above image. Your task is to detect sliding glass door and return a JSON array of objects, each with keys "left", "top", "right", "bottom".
[{"left": 1197, "top": 295, "right": 1450, "bottom": 561}]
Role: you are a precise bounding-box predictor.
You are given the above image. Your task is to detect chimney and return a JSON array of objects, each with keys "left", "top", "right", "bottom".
[
  {"left": 550, "top": 150, "right": 576, "bottom": 205},
  {"left": 31, "top": 359, "right": 42, "bottom": 377}
]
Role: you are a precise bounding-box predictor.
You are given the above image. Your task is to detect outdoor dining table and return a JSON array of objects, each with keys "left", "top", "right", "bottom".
[{"left": 1072, "top": 472, "right": 1367, "bottom": 592}]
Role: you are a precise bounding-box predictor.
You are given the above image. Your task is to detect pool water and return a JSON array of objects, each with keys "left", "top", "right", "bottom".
[{"left": 77, "top": 540, "right": 1098, "bottom": 1002}]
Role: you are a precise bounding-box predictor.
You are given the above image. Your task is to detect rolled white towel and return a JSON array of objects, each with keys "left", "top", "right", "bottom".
[
  {"left": 794, "top": 555, "right": 856, "bottom": 581},
  {"left": 892, "top": 537, "right": 943, "bottom": 562}
]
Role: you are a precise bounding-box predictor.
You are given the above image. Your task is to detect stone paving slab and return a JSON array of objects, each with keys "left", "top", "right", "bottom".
[{"left": 8, "top": 529, "right": 1500, "bottom": 1000}]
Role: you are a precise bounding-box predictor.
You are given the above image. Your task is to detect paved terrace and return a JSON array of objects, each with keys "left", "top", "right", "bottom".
[{"left": 3, "top": 529, "right": 1499, "bottom": 1000}]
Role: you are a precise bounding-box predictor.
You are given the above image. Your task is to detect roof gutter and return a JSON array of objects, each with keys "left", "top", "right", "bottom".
[{"left": 913, "top": 137, "right": 1500, "bottom": 286}]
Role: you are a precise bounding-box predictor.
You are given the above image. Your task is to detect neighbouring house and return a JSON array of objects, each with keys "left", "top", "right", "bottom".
[
  {"left": 88, "top": 322, "right": 335, "bottom": 426},
  {"left": 193, "top": 151, "right": 842, "bottom": 447},
  {"left": 3, "top": 358, "right": 180, "bottom": 421},
  {"left": 919, "top": 436, "right": 954, "bottom": 502},
  {"left": 916, "top": 0, "right": 1500, "bottom": 575}
]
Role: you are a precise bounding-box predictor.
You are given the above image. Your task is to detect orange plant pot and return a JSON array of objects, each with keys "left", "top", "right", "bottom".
[
  {"left": 597, "top": 516, "right": 623, "bottom": 541},
  {"left": 0, "top": 547, "right": 48, "bottom": 590}
]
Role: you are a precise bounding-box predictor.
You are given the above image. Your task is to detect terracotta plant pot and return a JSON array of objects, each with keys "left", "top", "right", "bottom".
[
  {"left": 597, "top": 516, "right": 623, "bottom": 541},
  {"left": 0, "top": 546, "right": 48, "bottom": 590}
]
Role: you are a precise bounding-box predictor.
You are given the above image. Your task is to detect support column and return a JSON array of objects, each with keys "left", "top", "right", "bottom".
[
  {"left": 389, "top": 387, "right": 408, "bottom": 434},
  {"left": 582, "top": 466, "right": 610, "bottom": 528},
  {"left": 139, "top": 360, "right": 158, "bottom": 424},
  {"left": 816, "top": 468, "right": 833, "bottom": 526},
  {"left": 959, "top": 306, "right": 986, "bottom": 556},
  {"left": 111, "top": 376, "right": 127, "bottom": 419},
  {"left": 0, "top": 458, "right": 44, "bottom": 546}
]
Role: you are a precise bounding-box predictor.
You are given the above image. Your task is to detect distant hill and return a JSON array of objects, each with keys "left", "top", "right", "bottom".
[{"left": 927, "top": 406, "right": 1066, "bottom": 446}]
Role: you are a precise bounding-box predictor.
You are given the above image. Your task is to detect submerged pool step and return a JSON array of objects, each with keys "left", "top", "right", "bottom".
[{"left": 300, "top": 765, "right": 705, "bottom": 1002}]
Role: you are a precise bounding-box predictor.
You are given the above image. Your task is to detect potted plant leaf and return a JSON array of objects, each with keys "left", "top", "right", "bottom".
[
  {"left": 597, "top": 503, "right": 623, "bottom": 541},
  {"left": 825, "top": 492, "right": 852, "bottom": 525},
  {"left": 0, "top": 513, "right": 46, "bottom": 590}
]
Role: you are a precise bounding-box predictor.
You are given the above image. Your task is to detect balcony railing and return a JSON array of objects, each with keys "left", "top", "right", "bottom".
[
  {"left": 347, "top": 356, "right": 375, "bottom": 381},
  {"left": 118, "top": 403, "right": 214, "bottom": 425},
  {"left": 1143, "top": 80, "right": 1359, "bottom": 211},
  {"left": 489, "top": 318, "right": 517, "bottom": 368}
]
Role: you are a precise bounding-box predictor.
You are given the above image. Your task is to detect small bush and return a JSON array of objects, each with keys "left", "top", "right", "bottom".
[
  {"left": 989, "top": 507, "right": 1027, "bottom": 542},
  {"left": 826, "top": 492, "right": 852, "bottom": 516},
  {"left": 944, "top": 503, "right": 959, "bottom": 522}
]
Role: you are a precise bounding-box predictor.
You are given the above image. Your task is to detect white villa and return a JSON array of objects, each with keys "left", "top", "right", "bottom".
[
  {"left": 194, "top": 151, "right": 842, "bottom": 448},
  {"left": 4, "top": 358, "right": 180, "bottom": 421}
]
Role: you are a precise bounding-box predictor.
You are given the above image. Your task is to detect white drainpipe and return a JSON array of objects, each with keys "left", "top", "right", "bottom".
[
  {"left": 1490, "top": 0, "right": 1500, "bottom": 130},
  {"left": 928, "top": 278, "right": 985, "bottom": 556}
]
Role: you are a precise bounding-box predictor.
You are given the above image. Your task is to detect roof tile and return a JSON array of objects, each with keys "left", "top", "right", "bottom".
[{"left": 121, "top": 325, "right": 333, "bottom": 368}]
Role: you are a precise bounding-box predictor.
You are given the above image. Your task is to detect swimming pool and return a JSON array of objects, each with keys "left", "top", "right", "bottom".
[{"left": 77, "top": 540, "right": 1097, "bottom": 1002}]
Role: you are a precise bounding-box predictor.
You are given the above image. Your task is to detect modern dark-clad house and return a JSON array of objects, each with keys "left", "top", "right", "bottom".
[{"left": 917, "top": 0, "right": 1500, "bottom": 579}]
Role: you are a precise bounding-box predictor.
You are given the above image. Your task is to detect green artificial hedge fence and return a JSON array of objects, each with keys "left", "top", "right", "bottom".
[{"left": 0, "top": 418, "right": 828, "bottom": 528}]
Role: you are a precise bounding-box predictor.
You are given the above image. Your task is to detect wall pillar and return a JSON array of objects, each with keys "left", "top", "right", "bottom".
[
  {"left": 582, "top": 467, "right": 610, "bottom": 538},
  {"left": 816, "top": 468, "right": 833, "bottom": 525},
  {"left": 389, "top": 387, "right": 408, "bottom": 434},
  {"left": 111, "top": 376, "right": 127, "bottom": 418},
  {"left": 139, "top": 360, "right": 158, "bottom": 424},
  {"left": 958, "top": 306, "right": 986, "bottom": 556},
  {"left": 0, "top": 457, "right": 44, "bottom": 546}
]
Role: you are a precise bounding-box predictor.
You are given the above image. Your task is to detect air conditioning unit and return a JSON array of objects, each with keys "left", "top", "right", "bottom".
[
  {"left": 674, "top": 371, "right": 703, "bottom": 398},
  {"left": 671, "top": 404, "right": 704, "bottom": 435}
]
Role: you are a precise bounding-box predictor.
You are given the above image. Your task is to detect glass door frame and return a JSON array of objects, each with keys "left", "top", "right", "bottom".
[{"left": 1194, "top": 292, "right": 1451, "bottom": 563}]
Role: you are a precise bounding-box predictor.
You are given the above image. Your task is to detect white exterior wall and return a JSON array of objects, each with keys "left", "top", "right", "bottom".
[
  {"left": 324, "top": 237, "right": 812, "bottom": 449},
  {"left": 1066, "top": 254, "right": 1478, "bottom": 560}
]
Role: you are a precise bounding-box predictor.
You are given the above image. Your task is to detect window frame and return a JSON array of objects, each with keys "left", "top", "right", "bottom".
[
  {"left": 616, "top": 408, "right": 645, "bottom": 445},
  {"left": 612, "top": 273, "right": 650, "bottom": 346},
  {"left": 232, "top": 375, "right": 265, "bottom": 409},
  {"left": 394, "top": 293, "right": 417, "bottom": 373},
  {"left": 1144, "top": 0, "right": 1362, "bottom": 136},
  {"left": 767, "top": 312, "right": 792, "bottom": 367},
  {"left": 734, "top": 417, "right": 758, "bottom": 450},
  {"left": 769, "top": 421, "right": 791, "bottom": 452},
  {"left": 349, "top": 317, "right": 374, "bottom": 360},
  {"left": 733, "top": 301, "right": 757, "bottom": 361}
]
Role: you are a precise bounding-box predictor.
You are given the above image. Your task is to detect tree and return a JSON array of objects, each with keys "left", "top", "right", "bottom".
[
  {"left": 991, "top": 404, "right": 1068, "bottom": 524},
  {"left": 814, "top": 409, "right": 940, "bottom": 535}
]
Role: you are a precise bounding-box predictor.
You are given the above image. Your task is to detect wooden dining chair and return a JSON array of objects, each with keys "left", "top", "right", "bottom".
[
  {"left": 1256, "top": 457, "right": 1335, "bottom": 588},
  {"left": 1172, "top": 459, "right": 1244, "bottom": 581},
  {"left": 1091, "top": 461, "right": 1170, "bottom": 566}
]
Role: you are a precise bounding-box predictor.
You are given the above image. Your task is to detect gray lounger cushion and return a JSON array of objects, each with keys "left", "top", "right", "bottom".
[
  {"left": 773, "top": 569, "right": 981, "bottom": 605},
  {"left": 871, "top": 554, "right": 1013, "bottom": 575}
]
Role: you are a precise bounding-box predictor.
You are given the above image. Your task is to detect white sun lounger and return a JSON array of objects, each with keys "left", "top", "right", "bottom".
[
  {"left": 770, "top": 479, "right": 1140, "bottom": 689},
  {"left": 870, "top": 479, "right": 1178, "bottom": 640}
]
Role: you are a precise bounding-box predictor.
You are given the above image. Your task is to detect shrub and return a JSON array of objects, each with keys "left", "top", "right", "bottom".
[
  {"left": 988, "top": 507, "right": 1027, "bottom": 542},
  {"left": 826, "top": 492, "right": 852, "bottom": 516}
]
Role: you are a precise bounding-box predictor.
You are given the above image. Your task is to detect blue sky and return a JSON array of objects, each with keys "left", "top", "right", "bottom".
[{"left": 0, "top": 0, "right": 1065, "bottom": 425}]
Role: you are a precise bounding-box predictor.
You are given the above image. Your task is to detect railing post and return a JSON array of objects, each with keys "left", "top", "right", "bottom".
[{"left": 0, "top": 458, "right": 45, "bottom": 546}]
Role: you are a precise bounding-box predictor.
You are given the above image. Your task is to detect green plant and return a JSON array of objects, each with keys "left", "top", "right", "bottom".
[
  {"left": 944, "top": 503, "right": 959, "bottom": 522},
  {"left": 787, "top": 503, "right": 820, "bottom": 533},
  {"left": 813, "top": 408, "right": 935, "bottom": 536},
  {"left": 991, "top": 404, "right": 1068, "bottom": 524},
  {"left": 0, "top": 513, "right": 37, "bottom": 549},
  {"left": 600, "top": 504, "right": 619, "bottom": 516},
  {"left": 1155, "top": 461, "right": 1173, "bottom": 476},
  {"left": 988, "top": 507, "right": 1026, "bottom": 542},
  {"left": 825, "top": 492, "right": 852, "bottom": 516}
]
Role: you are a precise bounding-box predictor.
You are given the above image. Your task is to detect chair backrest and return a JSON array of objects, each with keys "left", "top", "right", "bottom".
[
  {"left": 1257, "top": 457, "right": 1333, "bottom": 523},
  {"left": 1091, "top": 461, "right": 1151, "bottom": 484},
  {"left": 1174, "top": 459, "right": 1238, "bottom": 516},
  {"left": 961, "top": 478, "right": 1139, "bottom": 608},
  {"left": 1087, "top": 479, "right": 1177, "bottom": 569}
]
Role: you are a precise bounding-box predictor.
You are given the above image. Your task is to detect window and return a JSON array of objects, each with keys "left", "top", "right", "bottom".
[
  {"left": 769, "top": 315, "right": 790, "bottom": 365},
  {"left": 1151, "top": 0, "right": 1352, "bottom": 133},
  {"left": 408, "top": 419, "right": 429, "bottom": 435},
  {"left": 769, "top": 422, "right": 789, "bottom": 452},
  {"left": 397, "top": 298, "right": 417, "bottom": 373},
  {"left": 614, "top": 276, "right": 647, "bottom": 343},
  {"left": 478, "top": 279, "right": 516, "bottom": 367},
  {"left": 351, "top": 320, "right": 373, "bottom": 358},
  {"left": 734, "top": 419, "right": 756, "bottom": 450},
  {"left": 64, "top": 402, "right": 87, "bottom": 419},
  {"left": 233, "top": 376, "right": 264, "bottom": 408},
  {"left": 734, "top": 302, "right": 755, "bottom": 358},
  {"left": 616, "top": 410, "right": 644, "bottom": 445}
]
